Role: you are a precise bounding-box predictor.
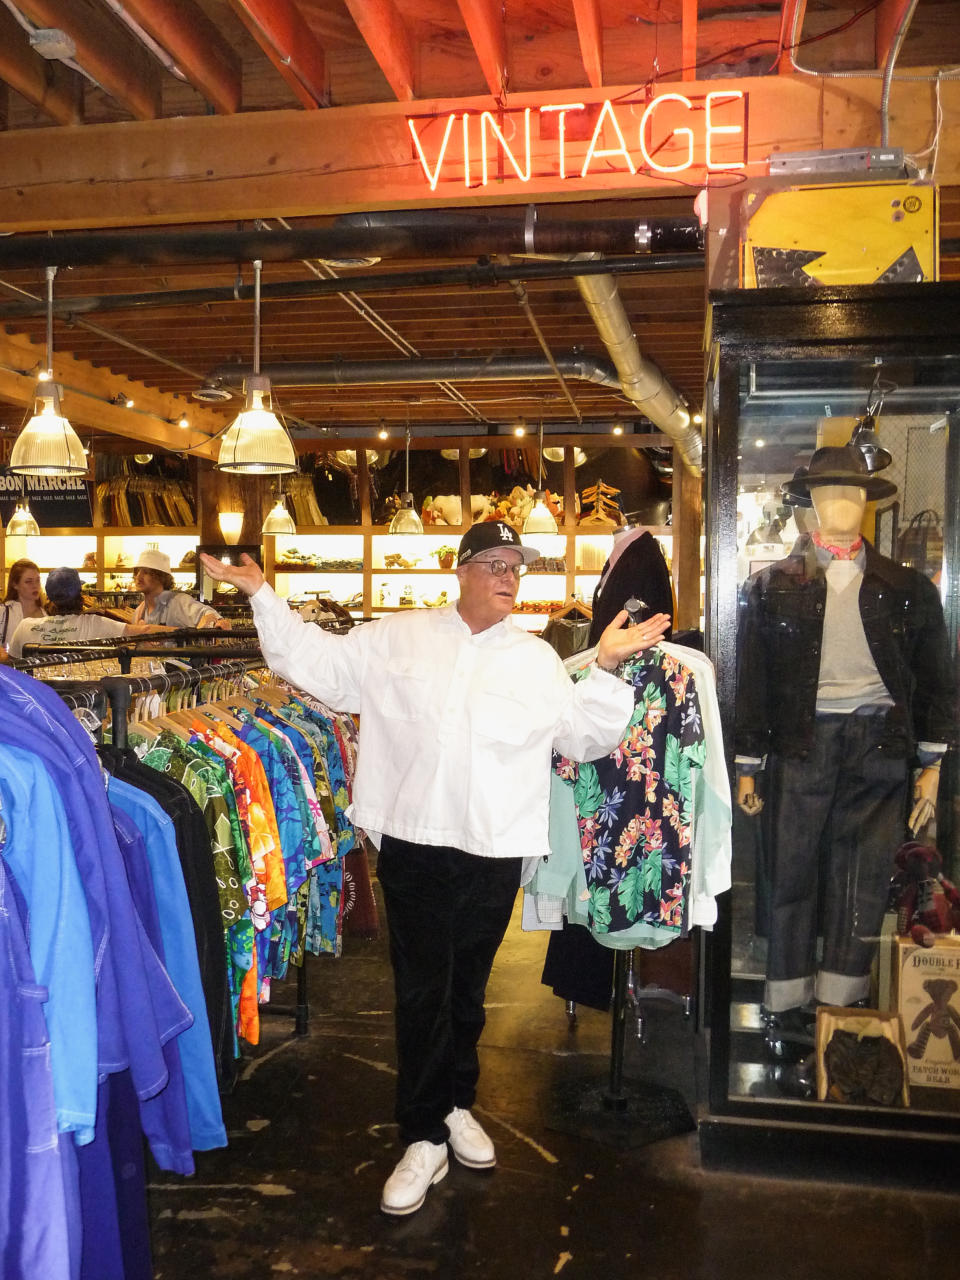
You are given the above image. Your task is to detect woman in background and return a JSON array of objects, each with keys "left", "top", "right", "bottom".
[{"left": 1, "top": 559, "right": 45, "bottom": 653}]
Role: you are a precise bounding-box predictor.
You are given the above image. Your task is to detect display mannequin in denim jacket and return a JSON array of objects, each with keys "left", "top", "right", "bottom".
[{"left": 734, "top": 447, "right": 955, "bottom": 1037}]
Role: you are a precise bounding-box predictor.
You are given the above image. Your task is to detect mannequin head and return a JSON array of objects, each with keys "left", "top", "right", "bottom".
[{"left": 811, "top": 484, "right": 867, "bottom": 543}]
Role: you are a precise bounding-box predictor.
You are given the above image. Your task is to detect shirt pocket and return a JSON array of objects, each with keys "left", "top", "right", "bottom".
[{"left": 380, "top": 658, "right": 433, "bottom": 722}]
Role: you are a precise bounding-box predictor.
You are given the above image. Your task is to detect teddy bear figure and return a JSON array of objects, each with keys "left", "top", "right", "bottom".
[
  {"left": 907, "top": 978, "right": 960, "bottom": 1061},
  {"left": 888, "top": 841, "right": 960, "bottom": 947}
]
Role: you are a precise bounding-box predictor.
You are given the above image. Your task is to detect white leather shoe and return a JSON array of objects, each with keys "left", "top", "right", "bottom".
[
  {"left": 380, "top": 1140, "right": 448, "bottom": 1216},
  {"left": 444, "top": 1107, "right": 496, "bottom": 1168}
]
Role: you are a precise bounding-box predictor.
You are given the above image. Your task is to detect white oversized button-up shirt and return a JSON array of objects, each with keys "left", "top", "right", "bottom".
[{"left": 250, "top": 585, "right": 634, "bottom": 860}]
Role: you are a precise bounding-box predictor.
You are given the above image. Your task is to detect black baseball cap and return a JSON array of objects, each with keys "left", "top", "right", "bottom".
[{"left": 457, "top": 521, "right": 540, "bottom": 566}]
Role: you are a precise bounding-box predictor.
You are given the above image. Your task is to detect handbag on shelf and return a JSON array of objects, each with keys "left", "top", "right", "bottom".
[{"left": 896, "top": 509, "right": 943, "bottom": 579}]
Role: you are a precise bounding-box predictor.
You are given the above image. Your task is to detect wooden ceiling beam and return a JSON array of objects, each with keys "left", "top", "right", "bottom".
[
  {"left": 777, "top": 0, "right": 808, "bottom": 74},
  {"left": 682, "top": 0, "right": 699, "bottom": 81},
  {"left": 226, "top": 0, "right": 327, "bottom": 108},
  {"left": 115, "top": 0, "right": 242, "bottom": 115},
  {"left": 875, "top": 0, "right": 917, "bottom": 69},
  {"left": 13, "top": 0, "right": 161, "bottom": 120},
  {"left": 572, "top": 0, "right": 603, "bottom": 89},
  {"left": 0, "top": 327, "right": 223, "bottom": 454},
  {"left": 0, "top": 76, "right": 957, "bottom": 230},
  {"left": 343, "top": 0, "right": 416, "bottom": 101},
  {"left": 0, "top": 4, "right": 81, "bottom": 125},
  {"left": 455, "top": 0, "right": 508, "bottom": 98}
]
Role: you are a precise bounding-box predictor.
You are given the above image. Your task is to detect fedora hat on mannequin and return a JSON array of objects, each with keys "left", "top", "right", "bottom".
[{"left": 780, "top": 445, "right": 897, "bottom": 506}]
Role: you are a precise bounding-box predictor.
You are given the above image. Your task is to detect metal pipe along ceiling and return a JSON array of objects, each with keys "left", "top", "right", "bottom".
[
  {"left": 0, "top": 212, "right": 703, "bottom": 270},
  {"left": 205, "top": 355, "right": 623, "bottom": 391},
  {"left": 572, "top": 254, "right": 702, "bottom": 475}
]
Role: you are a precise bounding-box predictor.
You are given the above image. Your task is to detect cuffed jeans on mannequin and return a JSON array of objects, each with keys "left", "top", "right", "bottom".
[
  {"left": 377, "top": 835, "right": 522, "bottom": 1147},
  {"left": 764, "top": 711, "right": 909, "bottom": 1014}
]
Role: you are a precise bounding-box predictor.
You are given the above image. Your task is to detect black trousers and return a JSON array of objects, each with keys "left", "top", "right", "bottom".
[
  {"left": 765, "top": 713, "right": 909, "bottom": 1013},
  {"left": 376, "top": 835, "right": 521, "bottom": 1146}
]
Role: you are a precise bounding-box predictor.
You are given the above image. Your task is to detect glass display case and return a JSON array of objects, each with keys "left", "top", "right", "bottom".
[{"left": 702, "top": 283, "right": 960, "bottom": 1180}]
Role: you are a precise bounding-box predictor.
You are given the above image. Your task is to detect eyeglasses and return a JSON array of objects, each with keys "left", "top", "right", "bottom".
[{"left": 470, "top": 558, "right": 527, "bottom": 580}]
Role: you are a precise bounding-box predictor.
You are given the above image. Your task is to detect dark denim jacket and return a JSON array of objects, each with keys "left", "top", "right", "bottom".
[{"left": 735, "top": 536, "right": 956, "bottom": 761}]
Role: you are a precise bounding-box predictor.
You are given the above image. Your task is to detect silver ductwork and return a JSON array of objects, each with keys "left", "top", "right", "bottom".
[{"left": 572, "top": 255, "right": 702, "bottom": 476}]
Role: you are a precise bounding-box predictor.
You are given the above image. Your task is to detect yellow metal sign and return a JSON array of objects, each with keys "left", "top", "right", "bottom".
[{"left": 742, "top": 181, "right": 938, "bottom": 286}]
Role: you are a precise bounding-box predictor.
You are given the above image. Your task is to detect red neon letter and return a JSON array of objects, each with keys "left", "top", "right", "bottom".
[
  {"left": 408, "top": 113, "right": 457, "bottom": 191},
  {"left": 480, "top": 109, "right": 532, "bottom": 184},
  {"left": 705, "top": 91, "right": 745, "bottom": 169},
  {"left": 539, "top": 103, "right": 585, "bottom": 180},
  {"left": 639, "top": 94, "right": 694, "bottom": 174},
  {"left": 581, "top": 100, "right": 636, "bottom": 178}
]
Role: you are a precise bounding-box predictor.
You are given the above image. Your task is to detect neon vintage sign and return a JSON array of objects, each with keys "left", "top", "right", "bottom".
[{"left": 407, "top": 93, "right": 746, "bottom": 190}]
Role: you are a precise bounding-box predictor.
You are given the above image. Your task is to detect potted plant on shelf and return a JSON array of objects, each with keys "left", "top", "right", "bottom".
[{"left": 435, "top": 545, "right": 457, "bottom": 570}]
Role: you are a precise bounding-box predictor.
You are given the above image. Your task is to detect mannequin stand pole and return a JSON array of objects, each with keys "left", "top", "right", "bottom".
[{"left": 547, "top": 950, "right": 696, "bottom": 1148}]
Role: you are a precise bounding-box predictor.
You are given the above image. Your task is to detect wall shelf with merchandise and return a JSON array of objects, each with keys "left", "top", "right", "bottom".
[
  {"left": 0, "top": 527, "right": 200, "bottom": 592},
  {"left": 260, "top": 524, "right": 674, "bottom": 629}
]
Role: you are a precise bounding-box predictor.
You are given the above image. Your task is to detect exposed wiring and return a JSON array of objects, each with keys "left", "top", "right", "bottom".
[
  {"left": 100, "top": 0, "right": 188, "bottom": 81},
  {"left": 904, "top": 71, "right": 945, "bottom": 177}
]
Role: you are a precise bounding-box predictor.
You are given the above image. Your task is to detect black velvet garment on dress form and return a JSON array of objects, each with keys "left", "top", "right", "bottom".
[
  {"left": 543, "top": 529, "right": 676, "bottom": 1011},
  {"left": 587, "top": 531, "right": 674, "bottom": 646}
]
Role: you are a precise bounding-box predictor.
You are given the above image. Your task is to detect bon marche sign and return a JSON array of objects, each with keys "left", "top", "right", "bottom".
[
  {"left": 406, "top": 91, "right": 747, "bottom": 192},
  {"left": 0, "top": 469, "right": 92, "bottom": 527}
]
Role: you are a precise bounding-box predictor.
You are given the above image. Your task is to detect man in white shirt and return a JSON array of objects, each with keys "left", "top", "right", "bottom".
[{"left": 199, "top": 522, "right": 669, "bottom": 1216}]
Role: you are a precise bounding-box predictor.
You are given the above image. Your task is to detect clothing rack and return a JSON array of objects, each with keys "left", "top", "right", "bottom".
[
  {"left": 20, "top": 634, "right": 263, "bottom": 673},
  {"left": 42, "top": 659, "right": 311, "bottom": 1039}
]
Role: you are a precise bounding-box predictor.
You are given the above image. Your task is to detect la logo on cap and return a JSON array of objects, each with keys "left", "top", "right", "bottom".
[{"left": 498, "top": 524, "right": 514, "bottom": 541}]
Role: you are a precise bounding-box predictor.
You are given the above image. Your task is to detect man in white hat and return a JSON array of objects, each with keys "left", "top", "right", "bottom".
[{"left": 133, "top": 548, "right": 230, "bottom": 630}]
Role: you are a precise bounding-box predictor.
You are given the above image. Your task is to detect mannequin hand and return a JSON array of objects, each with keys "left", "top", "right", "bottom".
[
  {"left": 198, "top": 552, "right": 265, "bottom": 597},
  {"left": 737, "top": 774, "right": 764, "bottom": 817},
  {"left": 596, "top": 610, "right": 671, "bottom": 672},
  {"left": 908, "top": 765, "right": 941, "bottom": 835}
]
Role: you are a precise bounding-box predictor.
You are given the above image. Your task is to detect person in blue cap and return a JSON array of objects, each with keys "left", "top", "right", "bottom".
[{"left": 6, "top": 566, "right": 170, "bottom": 659}]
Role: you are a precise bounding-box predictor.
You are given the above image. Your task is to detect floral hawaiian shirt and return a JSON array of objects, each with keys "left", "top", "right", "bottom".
[{"left": 555, "top": 648, "right": 705, "bottom": 938}]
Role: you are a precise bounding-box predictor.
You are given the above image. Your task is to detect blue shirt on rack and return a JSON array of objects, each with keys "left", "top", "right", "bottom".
[
  {"left": 108, "top": 778, "right": 227, "bottom": 1154},
  {"left": 0, "top": 743, "right": 98, "bottom": 1142}
]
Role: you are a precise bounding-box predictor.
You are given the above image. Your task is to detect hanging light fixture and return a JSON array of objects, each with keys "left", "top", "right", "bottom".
[
  {"left": 388, "top": 425, "right": 423, "bottom": 534},
  {"left": 10, "top": 267, "right": 87, "bottom": 477},
  {"left": 217, "top": 259, "right": 297, "bottom": 474},
  {"left": 261, "top": 486, "right": 296, "bottom": 535},
  {"left": 848, "top": 365, "right": 893, "bottom": 473},
  {"left": 5, "top": 497, "right": 40, "bottom": 537},
  {"left": 523, "top": 419, "right": 559, "bottom": 535},
  {"left": 543, "top": 445, "right": 586, "bottom": 466}
]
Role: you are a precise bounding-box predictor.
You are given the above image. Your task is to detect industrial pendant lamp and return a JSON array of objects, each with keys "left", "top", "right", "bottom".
[
  {"left": 5, "top": 499, "right": 40, "bottom": 537},
  {"left": 523, "top": 419, "right": 559, "bottom": 534},
  {"left": 10, "top": 267, "right": 87, "bottom": 477},
  {"left": 261, "top": 487, "right": 296, "bottom": 535},
  {"left": 388, "top": 426, "right": 423, "bottom": 534},
  {"left": 217, "top": 260, "right": 297, "bottom": 474}
]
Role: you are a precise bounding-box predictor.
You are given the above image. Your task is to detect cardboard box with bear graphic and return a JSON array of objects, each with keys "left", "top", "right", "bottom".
[{"left": 893, "top": 935, "right": 960, "bottom": 1110}]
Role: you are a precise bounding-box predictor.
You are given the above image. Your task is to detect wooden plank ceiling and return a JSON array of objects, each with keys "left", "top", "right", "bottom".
[{"left": 0, "top": 1, "right": 957, "bottom": 451}]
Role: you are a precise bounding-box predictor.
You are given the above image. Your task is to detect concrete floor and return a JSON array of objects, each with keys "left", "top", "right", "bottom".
[{"left": 148, "top": 890, "right": 959, "bottom": 1280}]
